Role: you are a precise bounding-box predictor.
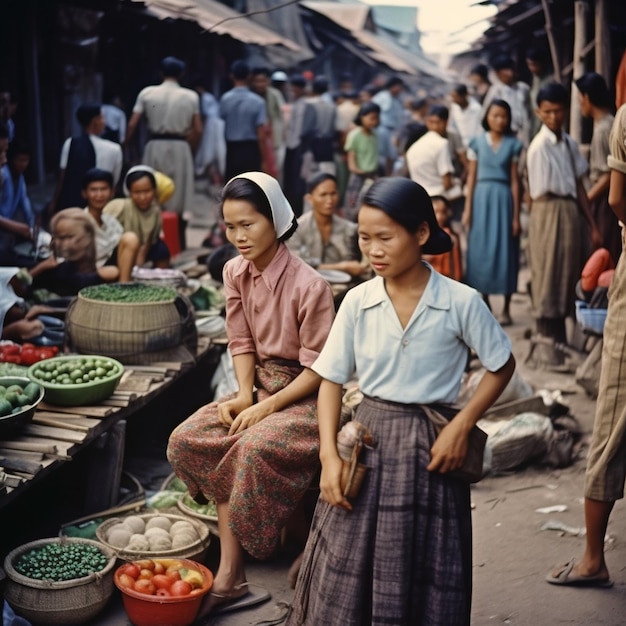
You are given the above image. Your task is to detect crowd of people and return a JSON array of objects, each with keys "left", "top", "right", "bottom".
[{"left": 1, "top": 46, "right": 626, "bottom": 625}]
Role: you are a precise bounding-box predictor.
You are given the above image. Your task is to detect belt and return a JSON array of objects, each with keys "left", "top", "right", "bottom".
[
  {"left": 149, "top": 133, "right": 186, "bottom": 141},
  {"left": 533, "top": 193, "right": 576, "bottom": 202}
]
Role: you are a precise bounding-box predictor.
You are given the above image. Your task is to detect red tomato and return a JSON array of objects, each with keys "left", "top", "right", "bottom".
[
  {"left": 118, "top": 573, "right": 135, "bottom": 590},
  {"left": 135, "top": 559, "right": 155, "bottom": 571},
  {"left": 151, "top": 574, "right": 172, "bottom": 590},
  {"left": 1, "top": 354, "right": 21, "bottom": 363},
  {"left": 153, "top": 561, "right": 166, "bottom": 575},
  {"left": 122, "top": 563, "right": 140, "bottom": 579},
  {"left": 169, "top": 580, "right": 193, "bottom": 597},
  {"left": 19, "top": 348, "right": 39, "bottom": 366},
  {"left": 37, "top": 348, "right": 57, "bottom": 360},
  {"left": 138, "top": 568, "right": 154, "bottom": 580},
  {"left": 1, "top": 345, "right": 20, "bottom": 355},
  {"left": 156, "top": 588, "right": 171, "bottom": 597},
  {"left": 165, "top": 565, "right": 181, "bottom": 581},
  {"left": 134, "top": 579, "right": 156, "bottom": 595}
]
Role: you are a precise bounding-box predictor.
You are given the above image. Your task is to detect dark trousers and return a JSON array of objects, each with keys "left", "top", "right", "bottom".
[{"left": 225, "top": 141, "right": 261, "bottom": 182}]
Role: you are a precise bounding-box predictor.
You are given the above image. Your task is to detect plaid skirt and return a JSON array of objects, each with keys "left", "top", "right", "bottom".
[
  {"left": 166, "top": 360, "right": 320, "bottom": 559},
  {"left": 287, "top": 397, "right": 472, "bottom": 626}
]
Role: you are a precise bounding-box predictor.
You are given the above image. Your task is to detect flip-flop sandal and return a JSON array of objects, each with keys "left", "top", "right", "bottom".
[
  {"left": 212, "top": 586, "right": 271, "bottom": 614},
  {"left": 546, "top": 559, "right": 614, "bottom": 588}
]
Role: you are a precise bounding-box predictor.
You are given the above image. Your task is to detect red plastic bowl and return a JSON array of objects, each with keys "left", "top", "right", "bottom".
[{"left": 114, "top": 559, "right": 214, "bottom": 626}]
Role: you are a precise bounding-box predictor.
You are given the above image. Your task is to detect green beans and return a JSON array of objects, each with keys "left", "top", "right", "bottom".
[
  {"left": 80, "top": 284, "right": 176, "bottom": 303},
  {"left": 15, "top": 542, "right": 109, "bottom": 581}
]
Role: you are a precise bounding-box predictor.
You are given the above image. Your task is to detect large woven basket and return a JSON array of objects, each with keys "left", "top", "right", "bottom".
[
  {"left": 66, "top": 288, "right": 197, "bottom": 365},
  {"left": 95, "top": 512, "right": 210, "bottom": 562},
  {"left": 3, "top": 537, "right": 116, "bottom": 625}
]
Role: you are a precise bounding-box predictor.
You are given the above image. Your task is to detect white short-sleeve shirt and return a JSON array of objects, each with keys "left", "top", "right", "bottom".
[
  {"left": 312, "top": 266, "right": 512, "bottom": 405},
  {"left": 405, "top": 131, "right": 454, "bottom": 197},
  {"left": 59, "top": 135, "right": 123, "bottom": 185}
]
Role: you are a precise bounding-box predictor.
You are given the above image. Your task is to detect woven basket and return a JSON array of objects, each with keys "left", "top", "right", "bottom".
[
  {"left": 95, "top": 512, "right": 210, "bottom": 562},
  {"left": 66, "top": 290, "right": 197, "bottom": 365},
  {"left": 3, "top": 537, "right": 116, "bottom": 625}
]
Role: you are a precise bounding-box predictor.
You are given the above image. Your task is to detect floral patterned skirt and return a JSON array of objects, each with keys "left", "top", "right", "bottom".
[{"left": 166, "top": 360, "right": 320, "bottom": 559}]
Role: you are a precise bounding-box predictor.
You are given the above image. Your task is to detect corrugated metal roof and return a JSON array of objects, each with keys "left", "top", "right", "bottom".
[
  {"left": 131, "top": 0, "right": 301, "bottom": 50},
  {"left": 301, "top": 1, "right": 435, "bottom": 76}
]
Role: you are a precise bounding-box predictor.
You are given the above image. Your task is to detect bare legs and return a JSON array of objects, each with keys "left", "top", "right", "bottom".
[
  {"left": 577, "top": 497, "right": 614, "bottom": 578},
  {"left": 116, "top": 232, "right": 140, "bottom": 282},
  {"left": 482, "top": 294, "right": 513, "bottom": 325},
  {"left": 196, "top": 501, "right": 247, "bottom": 618}
]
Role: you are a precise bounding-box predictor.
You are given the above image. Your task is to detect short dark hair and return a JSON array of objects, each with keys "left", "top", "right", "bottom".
[
  {"left": 289, "top": 74, "right": 307, "bottom": 89},
  {"left": 452, "top": 84, "right": 468, "bottom": 97},
  {"left": 470, "top": 63, "right": 489, "bottom": 80},
  {"left": 525, "top": 46, "right": 548, "bottom": 64},
  {"left": 536, "top": 81, "right": 568, "bottom": 107},
  {"left": 82, "top": 167, "right": 114, "bottom": 189},
  {"left": 385, "top": 76, "right": 404, "bottom": 89},
  {"left": 76, "top": 103, "right": 102, "bottom": 127},
  {"left": 160, "top": 56, "right": 185, "bottom": 78},
  {"left": 409, "top": 97, "right": 429, "bottom": 111},
  {"left": 7, "top": 139, "right": 30, "bottom": 160},
  {"left": 312, "top": 76, "right": 329, "bottom": 95},
  {"left": 306, "top": 172, "right": 337, "bottom": 193},
  {"left": 427, "top": 105, "right": 449, "bottom": 121},
  {"left": 482, "top": 99, "right": 513, "bottom": 134},
  {"left": 575, "top": 72, "right": 611, "bottom": 109},
  {"left": 491, "top": 54, "right": 515, "bottom": 71},
  {"left": 354, "top": 101, "right": 381, "bottom": 126},
  {"left": 251, "top": 66, "right": 271, "bottom": 78},
  {"left": 230, "top": 60, "right": 250, "bottom": 80}
]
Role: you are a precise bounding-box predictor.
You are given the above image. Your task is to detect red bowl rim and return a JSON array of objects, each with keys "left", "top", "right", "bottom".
[{"left": 114, "top": 558, "right": 213, "bottom": 603}]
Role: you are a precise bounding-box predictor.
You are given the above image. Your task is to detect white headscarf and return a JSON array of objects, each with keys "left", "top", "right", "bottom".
[
  {"left": 225, "top": 172, "right": 296, "bottom": 240},
  {"left": 123, "top": 165, "right": 157, "bottom": 197}
]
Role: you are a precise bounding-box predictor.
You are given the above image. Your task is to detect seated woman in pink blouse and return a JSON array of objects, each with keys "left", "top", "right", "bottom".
[{"left": 167, "top": 172, "right": 335, "bottom": 617}]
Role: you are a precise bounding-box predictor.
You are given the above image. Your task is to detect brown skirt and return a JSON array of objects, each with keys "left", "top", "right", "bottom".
[{"left": 528, "top": 197, "right": 589, "bottom": 319}]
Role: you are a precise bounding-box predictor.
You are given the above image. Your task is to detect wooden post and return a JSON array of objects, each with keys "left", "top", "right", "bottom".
[
  {"left": 570, "top": 0, "right": 588, "bottom": 144},
  {"left": 541, "top": 0, "right": 562, "bottom": 83},
  {"left": 595, "top": 0, "right": 611, "bottom": 82}
]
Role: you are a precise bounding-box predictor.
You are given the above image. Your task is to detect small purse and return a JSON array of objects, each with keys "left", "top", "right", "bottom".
[
  {"left": 336, "top": 421, "right": 376, "bottom": 499},
  {"left": 421, "top": 405, "right": 487, "bottom": 483}
]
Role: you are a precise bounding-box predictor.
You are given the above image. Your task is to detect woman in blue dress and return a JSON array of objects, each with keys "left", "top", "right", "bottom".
[{"left": 462, "top": 99, "right": 523, "bottom": 325}]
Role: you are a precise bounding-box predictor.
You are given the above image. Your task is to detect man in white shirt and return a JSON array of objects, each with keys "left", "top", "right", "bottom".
[
  {"left": 406, "top": 105, "right": 459, "bottom": 199},
  {"left": 49, "top": 103, "right": 123, "bottom": 215},
  {"left": 449, "top": 84, "right": 482, "bottom": 148}
]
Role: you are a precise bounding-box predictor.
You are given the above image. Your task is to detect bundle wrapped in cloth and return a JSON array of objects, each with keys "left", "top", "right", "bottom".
[{"left": 336, "top": 421, "right": 376, "bottom": 499}]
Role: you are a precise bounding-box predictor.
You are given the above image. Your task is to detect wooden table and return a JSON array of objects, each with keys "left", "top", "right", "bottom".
[{"left": 0, "top": 336, "right": 225, "bottom": 548}]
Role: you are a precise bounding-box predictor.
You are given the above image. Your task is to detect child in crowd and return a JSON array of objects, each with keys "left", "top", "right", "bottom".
[
  {"left": 102, "top": 165, "right": 170, "bottom": 281},
  {"left": 526, "top": 82, "right": 602, "bottom": 349},
  {"left": 82, "top": 168, "right": 140, "bottom": 283},
  {"left": 463, "top": 99, "right": 523, "bottom": 325},
  {"left": 30, "top": 208, "right": 118, "bottom": 296},
  {"left": 344, "top": 102, "right": 381, "bottom": 221},
  {"left": 288, "top": 173, "right": 366, "bottom": 279},
  {"left": 288, "top": 177, "right": 514, "bottom": 625},
  {"left": 424, "top": 195, "right": 463, "bottom": 282},
  {"left": 167, "top": 172, "right": 335, "bottom": 619}
]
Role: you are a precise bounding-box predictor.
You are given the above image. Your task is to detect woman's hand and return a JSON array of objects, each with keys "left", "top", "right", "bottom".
[
  {"left": 227, "top": 399, "right": 274, "bottom": 436},
  {"left": 461, "top": 208, "right": 471, "bottom": 230},
  {"left": 319, "top": 453, "right": 352, "bottom": 511},
  {"left": 217, "top": 395, "right": 253, "bottom": 429},
  {"left": 426, "top": 418, "right": 470, "bottom": 476}
]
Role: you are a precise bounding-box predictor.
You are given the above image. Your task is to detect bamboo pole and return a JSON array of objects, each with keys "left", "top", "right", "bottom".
[
  {"left": 570, "top": 1, "right": 588, "bottom": 144},
  {"left": 541, "top": 0, "right": 562, "bottom": 83},
  {"left": 595, "top": 0, "right": 611, "bottom": 82}
]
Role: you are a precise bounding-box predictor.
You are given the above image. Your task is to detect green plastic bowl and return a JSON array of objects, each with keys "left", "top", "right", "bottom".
[
  {"left": 0, "top": 376, "right": 45, "bottom": 436},
  {"left": 27, "top": 355, "right": 124, "bottom": 406}
]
